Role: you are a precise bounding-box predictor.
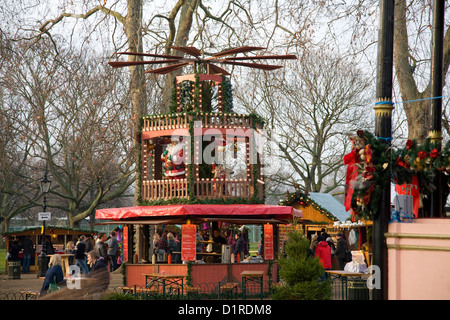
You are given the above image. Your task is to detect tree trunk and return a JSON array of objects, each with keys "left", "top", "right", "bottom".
[
  {"left": 394, "top": 0, "right": 450, "bottom": 142},
  {"left": 124, "top": 0, "right": 147, "bottom": 204},
  {"left": 160, "top": 0, "right": 198, "bottom": 113}
]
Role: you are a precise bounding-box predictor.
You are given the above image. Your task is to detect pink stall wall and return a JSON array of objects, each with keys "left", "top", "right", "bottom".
[{"left": 387, "top": 218, "right": 450, "bottom": 300}]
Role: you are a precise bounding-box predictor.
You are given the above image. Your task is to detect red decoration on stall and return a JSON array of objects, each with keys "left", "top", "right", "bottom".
[
  {"left": 343, "top": 148, "right": 359, "bottom": 212},
  {"left": 181, "top": 224, "right": 197, "bottom": 261},
  {"left": 263, "top": 224, "right": 274, "bottom": 260},
  {"left": 122, "top": 226, "right": 128, "bottom": 262}
]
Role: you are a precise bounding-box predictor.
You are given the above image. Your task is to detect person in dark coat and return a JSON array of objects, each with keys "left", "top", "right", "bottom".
[
  {"left": 157, "top": 231, "right": 168, "bottom": 262},
  {"left": 86, "top": 250, "right": 110, "bottom": 292},
  {"left": 44, "top": 236, "right": 55, "bottom": 255},
  {"left": 22, "top": 236, "right": 34, "bottom": 274},
  {"left": 335, "top": 233, "right": 349, "bottom": 270},
  {"left": 233, "top": 233, "right": 245, "bottom": 261},
  {"left": 75, "top": 235, "right": 89, "bottom": 275},
  {"left": 8, "top": 241, "right": 21, "bottom": 261}
]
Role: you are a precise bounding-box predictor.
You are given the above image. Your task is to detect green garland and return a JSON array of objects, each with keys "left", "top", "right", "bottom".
[
  {"left": 179, "top": 80, "right": 194, "bottom": 111},
  {"left": 169, "top": 77, "right": 178, "bottom": 113},
  {"left": 140, "top": 196, "right": 264, "bottom": 206},
  {"left": 1, "top": 225, "right": 93, "bottom": 236},
  {"left": 186, "top": 261, "right": 193, "bottom": 286},
  {"left": 279, "top": 190, "right": 338, "bottom": 222},
  {"left": 221, "top": 75, "right": 234, "bottom": 113},
  {"left": 348, "top": 130, "right": 391, "bottom": 219},
  {"left": 345, "top": 130, "right": 450, "bottom": 220},
  {"left": 394, "top": 138, "right": 450, "bottom": 183},
  {"left": 121, "top": 262, "right": 127, "bottom": 286}
]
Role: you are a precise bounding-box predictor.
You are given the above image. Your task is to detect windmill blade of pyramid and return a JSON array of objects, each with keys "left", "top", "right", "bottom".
[
  {"left": 144, "top": 62, "right": 191, "bottom": 74},
  {"left": 224, "top": 54, "right": 297, "bottom": 61},
  {"left": 211, "top": 46, "right": 266, "bottom": 58},
  {"left": 114, "top": 51, "right": 184, "bottom": 59},
  {"left": 207, "top": 63, "right": 231, "bottom": 76},
  {"left": 171, "top": 46, "right": 202, "bottom": 57},
  {"left": 220, "top": 61, "right": 283, "bottom": 71},
  {"left": 108, "top": 59, "right": 182, "bottom": 68}
]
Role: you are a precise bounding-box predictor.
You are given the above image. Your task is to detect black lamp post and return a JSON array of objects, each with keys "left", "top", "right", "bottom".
[
  {"left": 373, "top": 0, "right": 394, "bottom": 300},
  {"left": 37, "top": 170, "right": 51, "bottom": 277}
]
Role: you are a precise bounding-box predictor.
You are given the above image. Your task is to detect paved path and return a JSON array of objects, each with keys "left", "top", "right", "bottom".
[{"left": 0, "top": 271, "right": 123, "bottom": 293}]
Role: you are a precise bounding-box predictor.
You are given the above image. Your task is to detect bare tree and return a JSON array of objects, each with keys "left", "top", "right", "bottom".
[
  {"left": 0, "top": 33, "right": 48, "bottom": 236},
  {"left": 2, "top": 0, "right": 324, "bottom": 198},
  {"left": 320, "top": 0, "right": 450, "bottom": 143},
  {"left": 235, "top": 47, "right": 373, "bottom": 197},
  {"left": 393, "top": 0, "right": 450, "bottom": 142},
  {"left": 1, "top": 37, "right": 135, "bottom": 227}
]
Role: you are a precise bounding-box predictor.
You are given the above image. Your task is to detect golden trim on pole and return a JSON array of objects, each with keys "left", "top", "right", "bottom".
[
  {"left": 374, "top": 98, "right": 394, "bottom": 117},
  {"left": 428, "top": 130, "right": 442, "bottom": 143}
]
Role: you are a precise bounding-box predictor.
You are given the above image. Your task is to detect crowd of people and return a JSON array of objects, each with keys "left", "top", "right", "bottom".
[
  {"left": 309, "top": 229, "right": 348, "bottom": 276},
  {"left": 309, "top": 228, "right": 351, "bottom": 279},
  {"left": 38, "top": 230, "right": 120, "bottom": 296},
  {"left": 5, "top": 230, "right": 121, "bottom": 296},
  {"left": 153, "top": 226, "right": 251, "bottom": 264}
]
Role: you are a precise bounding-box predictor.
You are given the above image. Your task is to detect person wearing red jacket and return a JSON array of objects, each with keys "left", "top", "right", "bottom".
[{"left": 315, "top": 238, "right": 332, "bottom": 280}]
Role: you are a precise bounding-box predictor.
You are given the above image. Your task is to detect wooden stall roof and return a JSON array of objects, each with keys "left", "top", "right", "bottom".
[{"left": 281, "top": 191, "right": 351, "bottom": 224}]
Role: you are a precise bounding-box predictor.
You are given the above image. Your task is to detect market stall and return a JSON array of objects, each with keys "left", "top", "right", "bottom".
[
  {"left": 2, "top": 226, "right": 94, "bottom": 273},
  {"left": 96, "top": 204, "right": 293, "bottom": 285}
]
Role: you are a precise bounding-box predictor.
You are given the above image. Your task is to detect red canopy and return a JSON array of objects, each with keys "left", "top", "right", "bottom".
[{"left": 95, "top": 204, "right": 293, "bottom": 222}]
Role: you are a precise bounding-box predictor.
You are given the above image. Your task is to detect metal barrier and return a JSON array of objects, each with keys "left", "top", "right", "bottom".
[
  {"left": 330, "top": 277, "right": 370, "bottom": 300},
  {"left": 2, "top": 279, "right": 368, "bottom": 300},
  {"left": 111, "top": 280, "right": 272, "bottom": 300},
  {"left": 0, "top": 281, "right": 274, "bottom": 300}
]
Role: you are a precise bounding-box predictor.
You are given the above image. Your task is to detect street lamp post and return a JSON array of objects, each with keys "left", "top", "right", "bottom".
[
  {"left": 37, "top": 171, "right": 51, "bottom": 277},
  {"left": 373, "top": 0, "right": 394, "bottom": 300}
]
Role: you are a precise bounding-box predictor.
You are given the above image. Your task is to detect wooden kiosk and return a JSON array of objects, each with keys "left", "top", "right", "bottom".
[
  {"left": 99, "top": 47, "right": 297, "bottom": 291},
  {"left": 2, "top": 226, "right": 93, "bottom": 273}
]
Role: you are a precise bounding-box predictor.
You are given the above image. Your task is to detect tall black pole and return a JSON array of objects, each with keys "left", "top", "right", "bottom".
[
  {"left": 42, "top": 196, "right": 47, "bottom": 256},
  {"left": 373, "top": 0, "right": 395, "bottom": 300},
  {"left": 429, "top": 0, "right": 444, "bottom": 217}
]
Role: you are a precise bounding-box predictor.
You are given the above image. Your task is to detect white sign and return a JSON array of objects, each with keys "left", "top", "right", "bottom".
[{"left": 38, "top": 212, "right": 51, "bottom": 221}]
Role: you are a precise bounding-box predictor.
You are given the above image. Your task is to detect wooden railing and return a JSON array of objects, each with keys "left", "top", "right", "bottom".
[
  {"left": 197, "top": 113, "right": 253, "bottom": 130},
  {"left": 142, "top": 113, "right": 254, "bottom": 132},
  {"left": 141, "top": 178, "right": 255, "bottom": 201},
  {"left": 195, "top": 179, "right": 253, "bottom": 199},
  {"left": 141, "top": 179, "right": 189, "bottom": 201},
  {"left": 142, "top": 114, "right": 190, "bottom": 131}
]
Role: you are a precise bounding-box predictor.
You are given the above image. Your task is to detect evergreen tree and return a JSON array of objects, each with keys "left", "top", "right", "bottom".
[{"left": 273, "top": 228, "right": 332, "bottom": 300}]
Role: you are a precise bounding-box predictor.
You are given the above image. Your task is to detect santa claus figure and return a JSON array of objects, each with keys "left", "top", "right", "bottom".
[{"left": 161, "top": 138, "right": 186, "bottom": 179}]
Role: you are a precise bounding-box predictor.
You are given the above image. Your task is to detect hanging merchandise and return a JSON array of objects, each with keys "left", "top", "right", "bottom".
[
  {"left": 343, "top": 144, "right": 360, "bottom": 213},
  {"left": 348, "top": 229, "right": 358, "bottom": 247}
]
